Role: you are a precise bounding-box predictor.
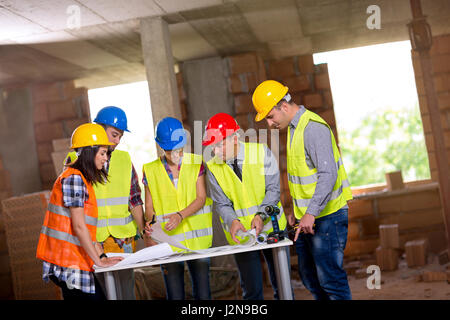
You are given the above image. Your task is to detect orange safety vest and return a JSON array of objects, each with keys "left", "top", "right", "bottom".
[{"left": 36, "top": 167, "right": 98, "bottom": 272}]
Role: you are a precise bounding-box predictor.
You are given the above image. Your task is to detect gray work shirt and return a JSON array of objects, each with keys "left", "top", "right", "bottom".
[
  {"left": 289, "top": 106, "right": 348, "bottom": 217},
  {"left": 206, "top": 142, "right": 280, "bottom": 228}
]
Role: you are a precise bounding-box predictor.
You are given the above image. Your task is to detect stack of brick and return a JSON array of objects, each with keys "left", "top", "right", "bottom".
[
  {"left": 405, "top": 239, "right": 428, "bottom": 267},
  {"left": 375, "top": 224, "right": 399, "bottom": 271},
  {"left": 411, "top": 33, "right": 450, "bottom": 182},
  {"left": 0, "top": 156, "right": 13, "bottom": 299},
  {"left": 344, "top": 181, "right": 445, "bottom": 258},
  {"left": 225, "top": 52, "right": 267, "bottom": 132},
  {"left": 32, "top": 80, "right": 90, "bottom": 190}
]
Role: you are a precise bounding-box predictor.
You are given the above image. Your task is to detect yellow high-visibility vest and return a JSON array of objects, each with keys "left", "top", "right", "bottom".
[
  {"left": 66, "top": 150, "right": 137, "bottom": 242},
  {"left": 207, "top": 142, "right": 286, "bottom": 245},
  {"left": 287, "top": 109, "right": 353, "bottom": 220},
  {"left": 143, "top": 153, "right": 213, "bottom": 252}
]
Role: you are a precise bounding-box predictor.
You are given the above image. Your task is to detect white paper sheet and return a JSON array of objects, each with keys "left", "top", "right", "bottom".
[{"left": 93, "top": 242, "right": 174, "bottom": 269}]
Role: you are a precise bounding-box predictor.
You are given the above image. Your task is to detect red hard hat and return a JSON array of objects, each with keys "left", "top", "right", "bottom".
[{"left": 202, "top": 113, "right": 240, "bottom": 146}]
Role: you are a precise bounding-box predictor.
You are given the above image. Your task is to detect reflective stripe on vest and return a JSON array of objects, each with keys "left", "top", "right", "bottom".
[
  {"left": 94, "top": 150, "right": 136, "bottom": 242},
  {"left": 36, "top": 168, "right": 98, "bottom": 272},
  {"left": 143, "top": 153, "right": 213, "bottom": 252},
  {"left": 287, "top": 109, "right": 353, "bottom": 220},
  {"left": 206, "top": 142, "right": 287, "bottom": 245},
  {"left": 47, "top": 203, "right": 98, "bottom": 227},
  {"left": 65, "top": 150, "right": 137, "bottom": 242}
]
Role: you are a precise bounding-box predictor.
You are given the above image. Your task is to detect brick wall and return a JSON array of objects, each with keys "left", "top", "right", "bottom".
[
  {"left": 0, "top": 156, "right": 13, "bottom": 299},
  {"left": 31, "top": 80, "right": 90, "bottom": 190},
  {"left": 412, "top": 33, "right": 450, "bottom": 182},
  {"left": 345, "top": 180, "right": 446, "bottom": 257}
]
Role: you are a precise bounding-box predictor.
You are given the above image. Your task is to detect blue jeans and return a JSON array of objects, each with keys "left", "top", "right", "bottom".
[
  {"left": 234, "top": 246, "right": 291, "bottom": 300},
  {"left": 161, "top": 257, "right": 211, "bottom": 300},
  {"left": 294, "top": 208, "right": 351, "bottom": 300}
]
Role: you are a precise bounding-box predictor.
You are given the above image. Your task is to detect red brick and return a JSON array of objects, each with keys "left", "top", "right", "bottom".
[
  {"left": 61, "top": 117, "right": 89, "bottom": 136},
  {"left": 229, "top": 73, "right": 259, "bottom": 94},
  {"left": 377, "top": 190, "right": 441, "bottom": 215},
  {"left": 431, "top": 34, "right": 450, "bottom": 55},
  {"left": 61, "top": 80, "right": 76, "bottom": 100},
  {"left": 268, "top": 57, "right": 296, "bottom": 79},
  {"left": 297, "top": 54, "right": 315, "bottom": 74},
  {"left": 405, "top": 239, "right": 428, "bottom": 267},
  {"left": 344, "top": 238, "right": 379, "bottom": 257},
  {"left": 376, "top": 246, "right": 398, "bottom": 271},
  {"left": 438, "top": 92, "right": 450, "bottom": 111},
  {"left": 47, "top": 99, "right": 79, "bottom": 122},
  {"left": 348, "top": 221, "right": 360, "bottom": 240},
  {"left": 36, "top": 142, "right": 53, "bottom": 164},
  {"left": 227, "top": 53, "right": 260, "bottom": 75},
  {"left": 34, "top": 122, "right": 64, "bottom": 143},
  {"left": 314, "top": 73, "right": 331, "bottom": 90},
  {"left": 323, "top": 90, "right": 333, "bottom": 107},
  {"left": 31, "top": 82, "right": 64, "bottom": 103},
  {"left": 379, "top": 224, "right": 400, "bottom": 249},
  {"left": 283, "top": 75, "right": 310, "bottom": 92},
  {"left": 348, "top": 199, "right": 373, "bottom": 219},
  {"left": 303, "top": 93, "right": 323, "bottom": 109},
  {"left": 234, "top": 94, "right": 254, "bottom": 115},
  {"left": 385, "top": 171, "right": 404, "bottom": 191},
  {"left": 33, "top": 102, "right": 48, "bottom": 124},
  {"left": 39, "top": 162, "right": 56, "bottom": 183},
  {"left": 318, "top": 108, "right": 336, "bottom": 127},
  {"left": 431, "top": 54, "right": 450, "bottom": 73},
  {"left": 421, "top": 271, "right": 447, "bottom": 282},
  {"left": 0, "top": 170, "right": 11, "bottom": 192}
]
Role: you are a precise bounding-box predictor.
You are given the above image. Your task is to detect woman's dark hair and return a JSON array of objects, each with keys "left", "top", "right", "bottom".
[{"left": 69, "top": 146, "right": 109, "bottom": 186}]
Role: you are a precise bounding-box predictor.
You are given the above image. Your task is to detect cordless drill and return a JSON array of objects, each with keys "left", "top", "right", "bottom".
[{"left": 265, "top": 205, "right": 285, "bottom": 244}]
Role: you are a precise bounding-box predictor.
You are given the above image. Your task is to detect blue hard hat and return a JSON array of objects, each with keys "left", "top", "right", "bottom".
[
  {"left": 155, "top": 117, "right": 187, "bottom": 151},
  {"left": 94, "top": 106, "right": 130, "bottom": 132}
]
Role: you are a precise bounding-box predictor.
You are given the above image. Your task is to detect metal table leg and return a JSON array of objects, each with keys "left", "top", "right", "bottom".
[
  {"left": 104, "top": 271, "right": 118, "bottom": 300},
  {"left": 272, "top": 246, "right": 293, "bottom": 300}
]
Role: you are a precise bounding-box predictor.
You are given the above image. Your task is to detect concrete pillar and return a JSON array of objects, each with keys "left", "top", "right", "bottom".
[
  {"left": 0, "top": 87, "right": 42, "bottom": 195},
  {"left": 181, "top": 56, "right": 234, "bottom": 157},
  {"left": 140, "top": 17, "right": 181, "bottom": 131}
]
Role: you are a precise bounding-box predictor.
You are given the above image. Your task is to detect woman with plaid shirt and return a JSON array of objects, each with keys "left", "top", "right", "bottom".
[{"left": 37, "top": 124, "right": 122, "bottom": 300}]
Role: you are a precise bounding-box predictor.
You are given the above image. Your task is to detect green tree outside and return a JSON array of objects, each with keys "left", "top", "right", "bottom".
[{"left": 339, "top": 103, "right": 430, "bottom": 187}]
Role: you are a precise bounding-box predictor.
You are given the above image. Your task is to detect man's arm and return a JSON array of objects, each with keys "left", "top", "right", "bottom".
[
  {"left": 205, "top": 168, "right": 238, "bottom": 228},
  {"left": 303, "top": 121, "right": 338, "bottom": 217}
]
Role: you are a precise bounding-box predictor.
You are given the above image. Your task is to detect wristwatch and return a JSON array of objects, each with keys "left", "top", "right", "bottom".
[{"left": 255, "top": 211, "right": 268, "bottom": 222}]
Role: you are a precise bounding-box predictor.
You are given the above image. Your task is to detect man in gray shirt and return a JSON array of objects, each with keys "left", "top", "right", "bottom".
[
  {"left": 203, "top": 112, "right": 288, "bottom": 300},
  {"left": 252, "top": 80, "right": 352, "bottom": 300}
]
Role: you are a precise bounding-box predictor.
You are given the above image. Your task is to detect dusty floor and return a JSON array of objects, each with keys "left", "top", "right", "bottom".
[{"left": 221, "top": 254, "right": 450, "bottom": 300}]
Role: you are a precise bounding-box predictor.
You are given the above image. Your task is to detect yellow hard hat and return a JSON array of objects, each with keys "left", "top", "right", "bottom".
[
  {"left": 252, "top": 80, "right": 289, "bottom": 122},
  {"left": 70, "top": 123, "right": 115, "bottom": 149}
]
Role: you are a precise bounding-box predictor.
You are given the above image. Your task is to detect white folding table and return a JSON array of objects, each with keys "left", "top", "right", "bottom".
[{"left": 95, "top": 238, "right": 293, "bottom": 300}]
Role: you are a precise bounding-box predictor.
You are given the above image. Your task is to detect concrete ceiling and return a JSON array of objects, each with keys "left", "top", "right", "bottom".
[{"left": 1, "top": 0, "right": 450, "bottom": 89}]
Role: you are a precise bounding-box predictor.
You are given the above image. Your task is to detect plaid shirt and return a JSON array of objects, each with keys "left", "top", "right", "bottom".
[
  {"left": 142, "top": 155, "right": 205, "bottom": 186},
  {"left": 42, "top": 174, "right": 95, "bottom": 294}
]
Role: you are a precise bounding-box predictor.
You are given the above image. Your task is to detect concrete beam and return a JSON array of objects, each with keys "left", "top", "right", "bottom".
[{"left": 140, "top": 17, "right": 181, "bottom": 131}]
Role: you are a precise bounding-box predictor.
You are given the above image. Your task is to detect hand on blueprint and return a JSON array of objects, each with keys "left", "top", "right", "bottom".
[
  {"left": 230, "top": 219, "right": 247, "bottom": 244},
  {"left": 96, "top": 256, "right": 124, "bottom": 268}
]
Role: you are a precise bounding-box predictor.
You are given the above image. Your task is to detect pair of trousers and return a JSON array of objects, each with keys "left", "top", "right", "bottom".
[
  {"left": 50, "top": 275, "right": 106, "bottom": 301},
  {"left": 234, "top": 246, "right": 291, "bottom": 300},
  {"left": 294, "top": 208, "right": 352, "bottom": 300},
  {"left": 161, "top": 257, "right": 211, "bottom": 300}
]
